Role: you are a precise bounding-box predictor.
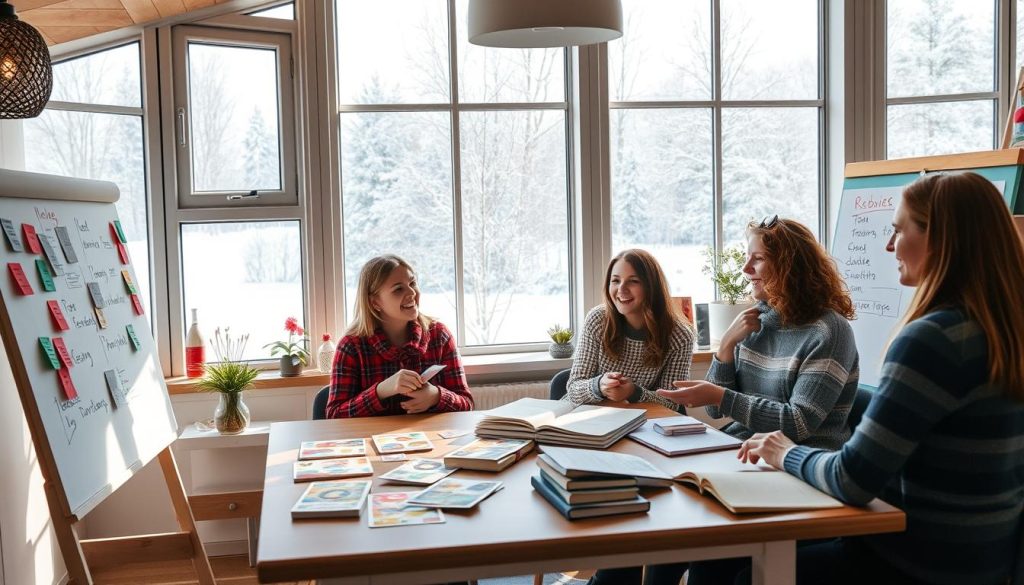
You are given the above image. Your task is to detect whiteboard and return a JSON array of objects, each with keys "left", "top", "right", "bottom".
[
  {"left": 832, "top": 179, "right": 1005, "bottom": 388},
  {"left": 0, "top": 168, "right": 177, "bottom": 520}
]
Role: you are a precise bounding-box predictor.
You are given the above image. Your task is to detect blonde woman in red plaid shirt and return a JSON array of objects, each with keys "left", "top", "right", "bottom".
[{"left": 326, "top": 255, "right": 474, "bottom": 418}]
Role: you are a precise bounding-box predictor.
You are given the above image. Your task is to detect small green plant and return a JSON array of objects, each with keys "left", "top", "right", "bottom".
[
  {"left": 196, "top": 361, "right": 260, "bottom": 394},
  {"left": 701, "top": 245, "right": 751, "bottom": 304},
  {"left": 547, "top": 324, "right": 574, "bottom": 345},
  {"left": 264, "top": 317, "right": 309, "bottom": 365}
]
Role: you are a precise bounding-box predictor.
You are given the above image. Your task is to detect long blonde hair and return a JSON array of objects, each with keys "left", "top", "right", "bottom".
[
  {"left": 900, "top": 172, "right": 1024, "bottom": 401},
  {"left": 346, "top": 255, "right": 432, "bottom": 338},
  {"left": 601, "top": 249, "right": 686, "bottom": 367}
]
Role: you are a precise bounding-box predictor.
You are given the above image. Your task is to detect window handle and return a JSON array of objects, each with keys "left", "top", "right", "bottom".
[
  {"left": 227, "top": 190, "right": 260, "bottom": 201},
  {"left": 176, "top": 107, "right": 187, "bottom": 147}
]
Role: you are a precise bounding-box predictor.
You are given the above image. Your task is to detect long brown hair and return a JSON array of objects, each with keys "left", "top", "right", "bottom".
[
  {"left": 601, "top": 249, "right": 685, "bottom": 367},
  {"left": 748, "top": 218, "right": 855, "bottom": 326},
  {"left": 346, "top": 255, "right": 432, "bottom": 338},
  {"left": 899, "top": 172, "right": 1024, "bottom": 401}
]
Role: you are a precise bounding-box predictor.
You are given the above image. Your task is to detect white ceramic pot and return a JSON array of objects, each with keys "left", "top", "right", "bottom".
[{"left": 707, "top": 301, "right": 755, "bottom": 346}]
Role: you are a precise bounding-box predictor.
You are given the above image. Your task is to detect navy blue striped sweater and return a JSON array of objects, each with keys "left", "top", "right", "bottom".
[{"left": 785, "top": 309, "right": 1024, "bottom": 585}]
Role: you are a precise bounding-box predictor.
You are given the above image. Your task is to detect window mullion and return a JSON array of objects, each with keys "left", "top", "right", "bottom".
[
  {"left": 447, "top": 0, "right": 467, "bottom": 348},
  {"left": 712, "top": 0, "right": 725, "bottom": 291}
]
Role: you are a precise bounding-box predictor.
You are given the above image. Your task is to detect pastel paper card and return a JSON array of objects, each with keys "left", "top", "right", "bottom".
[
  {"left": 371, "top": 431, "right": 434, "bottom": 454},
  {"left": 35, "top": 259, "right": 55, "bottom": 292},
  {"left": 39, "top": 337, "right": 61, "bottom": 369},
  {"left": 406, "top": 478, "right": 503, "bottom": 509},
  {"left": 112, "top": 220, "right": 127, "bottom": 244},
  {"left": 54, "top": 226, "right": 78, "bottom": 263},
  {"left": 8, "top": 262, "right": 33, "bottom": 295},
  {"left": 37, "top": 234, "right": 64, "bottom": 276},
  {"left": 46, "top": 300, "right": 69, "bottom": 330},
  {"left": 126, "top": 325, "right": 141, "bottom": 351},
  {"left": 121, "top": 269, "right": 136, "bottom": 294},
  {"left": 1, "top": 218, "right": 22, "bottom": 252},
  {"left": 104, "top": 369, "right": 128, "bottom": 408},
  {"left": 57, "top": 368, "right": 78, "bottom": 401},
  {"left": 367, "top": 491, "right": 445, "bottom": 528},
  {"left": 94, "top": 307, "right": 108, "bottom": 329},
  {"left": 86, "top": 282, "right": 106, "bottom": 308},
  {"left": 52, "top": 337, "right": 74, "bottom": 368},
  {"left": 378, "top": 459, "right": 458, "bottom": 486},
  {"left": 130, "top": 294, "right": 144, "bottom": 315},
  {"left": 21, "top": 224, "right": 42, "bottom": 254}
]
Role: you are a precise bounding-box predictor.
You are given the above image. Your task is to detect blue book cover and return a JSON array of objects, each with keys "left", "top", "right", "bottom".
[{"left": 531, "top": 474, "right": 649, "bottom": 520}]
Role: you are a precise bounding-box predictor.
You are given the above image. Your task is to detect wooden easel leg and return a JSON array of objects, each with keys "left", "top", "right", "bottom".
[
  {"left": 158, "top": 446, "right": 216, "bottom": 585},
  {"left": 43, "top": 482, "right": 91, "bottom": 585}
]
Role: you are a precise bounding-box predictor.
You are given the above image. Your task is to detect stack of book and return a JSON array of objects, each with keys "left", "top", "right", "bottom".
[
  {"left": 476, "top": 398, "right": 646, "bottom": 449},
  {"left": 653, "top": 415, "right": 706, "bottom": 436},
  {"left": 530, "top": 446, "right": 672, "bottom": 520}
]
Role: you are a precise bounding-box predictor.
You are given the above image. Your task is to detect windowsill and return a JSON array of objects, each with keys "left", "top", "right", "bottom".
[{"left": 165, "top": 349, "right": 715, "bottom": 395}]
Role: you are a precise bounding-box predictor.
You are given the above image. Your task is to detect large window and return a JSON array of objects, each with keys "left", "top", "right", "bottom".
[
  {"left": 22, "top": 42, "right": 153, "bottom": 322},
  {"left": 609, "top": 0, "right": 823, "bottom": 303},
  {"left": 336, "top": 0, "right": 572, "bottom": 349},
  {"left": 886, "top": 0, "right": 998, "bottom": 158}
]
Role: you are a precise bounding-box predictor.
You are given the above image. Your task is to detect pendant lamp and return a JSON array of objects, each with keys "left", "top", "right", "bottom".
[
  {"left": 468, "top": 0, "right": 623, "bottom": 48},
  {"left": 0, "top": 0, "right": 52, "bottom": 119}
]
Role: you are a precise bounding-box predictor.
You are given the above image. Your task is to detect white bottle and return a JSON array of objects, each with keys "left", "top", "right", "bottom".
[
  {"left": 185, "top": 308, "right": 205, "bottom": 378},
  {"left": 317, "top": 333, "right": 336, "bottom": 374}
]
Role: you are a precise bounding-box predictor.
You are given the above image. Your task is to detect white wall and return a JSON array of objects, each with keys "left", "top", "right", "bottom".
[{"left": 0, "top": 118, "right": 68, "bottom": 585}]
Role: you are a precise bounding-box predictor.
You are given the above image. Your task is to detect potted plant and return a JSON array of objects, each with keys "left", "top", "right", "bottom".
[
  {"left": 198, "top": 328, "right": 258, "bottom": 435},
  {"left": 546, "top": 324, "right": 574, "bottom": 359},
  {"left": 701, "top": 245, "right": 754, "bottom": 344},
  {"left": 265, "top": 317, "right": 309, "bottom": 377}
]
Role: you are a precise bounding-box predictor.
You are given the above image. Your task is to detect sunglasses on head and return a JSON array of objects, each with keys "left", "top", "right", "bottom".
[{"left": 758, "top": 214, "right": 779, "bottom": 229}]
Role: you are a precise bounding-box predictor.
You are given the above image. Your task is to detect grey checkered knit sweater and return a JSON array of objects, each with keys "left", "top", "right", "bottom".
[
  {"left": 705, "top": 301, "right": 859, "bottom": 450},
  {"left": 565, "top": 305, "right": 694, "bottom": 410}
]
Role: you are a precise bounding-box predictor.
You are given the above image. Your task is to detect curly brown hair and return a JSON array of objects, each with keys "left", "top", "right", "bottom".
[{"left": 748, "top": 219, "right": 854, "bottom": 326}]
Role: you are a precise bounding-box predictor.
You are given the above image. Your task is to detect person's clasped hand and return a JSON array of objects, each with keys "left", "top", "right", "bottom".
[
  {"left": 599, "top": 371, "right": 634, "bottom": 402},
  {"left": 656, "top": 380, "right": 725, "bottom": 408},
  {"left": 377, "top": 369, "right": 424, "bottom": 399},
  {"left": 400, "top": 383, "right": 440, "bottom": 414},
  {"left": 736, "top": 430, "right": 795, "bottom": 469}
]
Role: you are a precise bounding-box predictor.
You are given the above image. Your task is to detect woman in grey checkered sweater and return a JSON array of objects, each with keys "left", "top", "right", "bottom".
[{"left": 565, "top": 249, "right": 694, "bottom": 412}]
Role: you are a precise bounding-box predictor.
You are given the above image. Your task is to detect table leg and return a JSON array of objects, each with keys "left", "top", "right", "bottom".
[{"left": 750, "top": 540, "right": 796, "bottom": 585}]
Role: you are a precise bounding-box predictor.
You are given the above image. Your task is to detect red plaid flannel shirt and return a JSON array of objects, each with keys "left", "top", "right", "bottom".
[{"left": 326, "top": 320, "right": 474, "bottom": 418}]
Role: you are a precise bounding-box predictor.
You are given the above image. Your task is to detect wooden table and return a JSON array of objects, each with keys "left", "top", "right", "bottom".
[{"left": 256, "top": 406, "right": 904, "bottom": 585}]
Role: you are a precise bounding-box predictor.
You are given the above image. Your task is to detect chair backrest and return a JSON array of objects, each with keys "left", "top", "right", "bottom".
[
  {"left": 549, "top": 368, "right": 571, "bottom": 401},
  {"left": 847, "top": 386, "right": 873, "bottom": 432},
  {"left": 1012, "top": 513, "right": 1024, "bottom": 585},
  {"left": 312, "top": 385, "right": 330, "bottom": 420}
]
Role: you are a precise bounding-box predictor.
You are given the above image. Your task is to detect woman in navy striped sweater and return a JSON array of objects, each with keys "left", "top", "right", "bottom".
[{"left": 730, "top": 172, "right": 1024, "bottom": 585}]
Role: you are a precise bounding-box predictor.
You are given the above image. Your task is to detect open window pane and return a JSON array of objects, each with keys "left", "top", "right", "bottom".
[
  {"left": 51, "top": 42, "right": 141, "bottom": 108},
  {"left": 721, "top": 107, "right": 820, "bottom": 247},
  {"left": 454, "top": 0, "right": 564, "bottom": 104},
  {"left": 721, "top": 0, "right": 818, "bottom": 100},
  {"left": 187, "top": 42, "right": 282, "bottom": 193},
  {"left": 887, "top": 100, "right": 995, "bottom": 159},
  {"left": 339, "top": 112, "right": 457, "bottom": 334},
  {"left": 609, "top": 0, "right": 712, "bottom": 102},
  {"left": 610, "top": 108, "right": 715, "bottom": 303},
  {"left": 887, "top": 0, "right": 995, "bottom": 98},
  {"left": 23, "top": 110, "right": 152, "bottom": 320},
  {"left": 336, "top": 0, "right": 450, "bottom": 105},
  {"left": 459, "top": 110, "right": 570, "bottom": 345},
  {"left": 181, "top": 221, "right": 304, "bottom": 361}
]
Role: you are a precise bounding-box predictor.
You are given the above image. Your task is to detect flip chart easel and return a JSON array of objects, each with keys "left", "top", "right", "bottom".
[
  {"left": 0, "top": 168, "right": 213, "bottom": 584},
  {"left": 836, "top": 149, "right": 1024, "bottom": 388}
]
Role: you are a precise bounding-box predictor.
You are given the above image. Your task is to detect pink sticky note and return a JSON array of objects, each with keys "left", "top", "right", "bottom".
[
  {"left": 8, "top": 263, "right": 33, "bottom": 295},
  {"left": 57, "top": 368, "right": 78, "bottom": 401},
  {"left": 130, "top": 293, "right": 144, "bottom": 316},
  {"left": 47, "top": 300, "right": 70, "bottom": 331},
  {"left": 52, "top": 337, "right": 74, "bottom": 368},
  {"left": 21, "top": 224, "right": 42, "bottom": 254},
  {"left": 116, "top": 241, "right": 130, "bottom": 265}
]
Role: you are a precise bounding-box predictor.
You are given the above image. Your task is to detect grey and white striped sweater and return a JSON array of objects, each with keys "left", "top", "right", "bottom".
[{"left": 705, "top": 301, "right": 859, "bottom": 450}]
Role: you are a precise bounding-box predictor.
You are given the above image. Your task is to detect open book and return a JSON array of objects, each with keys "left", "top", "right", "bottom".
[
  {"left": 677, "top": 470, "right": 843, "bottom": 514},
  {"left": 476, "top": 398, "right": 646, "bottom": 449}
]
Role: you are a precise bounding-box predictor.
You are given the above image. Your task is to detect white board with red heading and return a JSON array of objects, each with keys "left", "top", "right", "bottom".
[{"left": 0, "top": 168, "right": 177, "bottom": 520}]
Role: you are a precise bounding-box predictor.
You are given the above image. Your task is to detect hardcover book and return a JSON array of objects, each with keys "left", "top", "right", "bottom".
[
  {"left": 442, "top": 438, "right": 534, "bottom": 472},
  {"left": 475, "top": 398, "right": 645, "bottom": 449},
  {"left": 531, "top": 474, "right": 650, "bottom": 520},
  {"left": 536, "top": 455, "right": 638, "bottom": 491},
  {"left": 293, "top": 457, "right": 374, "bottom": 482},
  {"left": 538, "top": 446, "right": 674, "bottom": 487},
  {"left": 290, "top": 479, "right": 371, "bottom": 519}
]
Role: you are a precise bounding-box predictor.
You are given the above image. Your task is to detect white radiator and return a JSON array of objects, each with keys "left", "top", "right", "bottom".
[{"left": 472, "top": 381, "right": 549, "bottom": 410}]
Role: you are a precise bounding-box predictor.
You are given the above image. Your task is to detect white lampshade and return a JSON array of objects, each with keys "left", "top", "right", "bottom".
[{"left": 468, "top": 0, "right": 623, "bottom": 48}]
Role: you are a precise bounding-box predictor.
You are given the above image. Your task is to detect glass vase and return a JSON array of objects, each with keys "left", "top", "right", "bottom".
[{"left": 214, "top": 392, "right": 250, "bottom": 435}]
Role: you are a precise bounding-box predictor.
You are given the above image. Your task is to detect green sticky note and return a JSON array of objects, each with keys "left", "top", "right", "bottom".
[
  {"left": 39, "top": 337, "right": 60, "bottom": 369},
  {"left": 126, "top": 324, "right": 141, "bottom": 351},
  {"left": 113, "top": 220, "right": 127, "bottom": 244},
  {"left": 35, "top": 258, "right": 55, "bottom": 292}
]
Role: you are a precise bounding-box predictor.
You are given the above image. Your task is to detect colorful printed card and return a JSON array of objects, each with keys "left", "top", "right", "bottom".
[
  {"left": 378, "top": 459, "right": 458, "bottom": 486},
  {"left": 445, "top": 438, "right": 531, "bottom": 462},
  {"left": 39, "top": 337, "right": 60, "bottom": 369},
  {"left": 293, "top": 457, "right": 374, "bottom": 482},
  {"left": 121, "top": 269, "right": 136, "bottom": 294},
  {"left": 46, "top": 300, "right": 69, "bottom": 331},
  {"left": 367, "top": 491, "right": 445, "bottom": 528},
  {"left": 290, "top": 479, "right": 371, "bottom": 519},
  {"left": 21, "top": 224, "right": 41, "bottom": 254},
  {"left": 8, "top": 262, "right": 33, "bottom": 295},
  {"left": 407, "top": 478, "right": 504, "bottom": 509},
  {"left": 94, "top": 307, "right": 108, "bottom": 329},
  {"left": 298, "top": 438, "right": 368, "bottom": 460},
  {"left": 35, "top": 259, "right": 55, "bottom": 292},
  {"left": 52, "top": 337, "right": 74, "bottom": 368},
  {"left": 371, "top": 431, "right": 434, "bottom": 454}
]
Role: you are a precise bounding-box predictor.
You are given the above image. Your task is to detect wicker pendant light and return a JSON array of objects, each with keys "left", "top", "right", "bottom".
[
  {"left": 0, "top": 0, "right": 52, "bottom": 119},
  {"left": 468, "top": 0, "right": 622, "bottom": 48}
]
